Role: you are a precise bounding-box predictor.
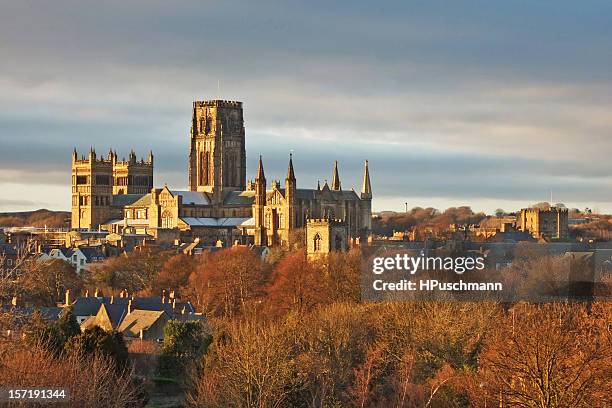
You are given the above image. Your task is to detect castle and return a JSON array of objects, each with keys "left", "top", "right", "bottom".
[{"left": 71, "top": 100, "right": 372, "bottom": 252}]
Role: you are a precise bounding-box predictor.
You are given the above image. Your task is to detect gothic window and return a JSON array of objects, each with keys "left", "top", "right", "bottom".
[
  {"left": 314, "top": 234, "right": 322, "bottom": 252},
  {"left": 279, "top": 213, "right": 284, "bottom": 228},
  {"left": 161, "top": 210, "right": 173, "bottom": 228}
]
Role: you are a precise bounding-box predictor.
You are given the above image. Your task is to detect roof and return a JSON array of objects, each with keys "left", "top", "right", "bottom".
[
  {"left": 224, "top": 190, "right": 255, "bottom": 206},
  {"left": 0, "top": 243, "right": 17, "bottom": 256},
  {"left": 112, "top": 194, "right": 147, "bottom": 207},
  {"left": 294, "top": 188, "right": 361, "bottom": 201},
  {"left": 107, "top": 219, "right": 150, "bottom": 226},
  {"left": 117, "top": 310, "right": 168, "bottom": 337},
  {"left": 171, "top": 190, "right": 211, "bottom": 205},
  {"left": 51, "top": 247, "right": 73, "bottom": 258},
  {"left": 76, "top": 246, "right": 106, "bottom": 262},
  {"left": 125, "top": 194, "right": 152, "bottom": 207},
  {"left": 181, "top": 217, "right": 253, "bottom": 228}
]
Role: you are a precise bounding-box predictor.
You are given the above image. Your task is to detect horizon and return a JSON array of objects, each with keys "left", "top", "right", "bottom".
[{"left": 2, "top": 1, "right": 612, "bottom": 214}]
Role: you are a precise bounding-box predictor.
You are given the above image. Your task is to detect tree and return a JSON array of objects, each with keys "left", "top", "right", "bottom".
[
  {"left": 0, "top": 343, "right": 145, "bottom": 407},
  {"left": 157, "top": 320, "right": 211, "bottom": 379},
  {"left": 188, "top": 247, "right": 266, "bottom": 319},
  {"left": 66, "top": 326, "right": 130, "bottom": 371},
  {"left": 19, "top": 259, "right": 83, "bottom": 306},
  {"left": 28, "top": 307, "right": 81, "bottom": 355},
  {"left": 474, "top": 303, "right": 612, "bottom": 407},
  {"left": 86, "top": 247, "right": 172, "bottom": 293},
  {"left": 150, "top": 253, "right": 199, "bottom": 296},
  {"left": 266, "top": 251, "right": 327, "bottom": 315},
  {"left": 494, "top": 208, "right": 506, "bottom": 217}
]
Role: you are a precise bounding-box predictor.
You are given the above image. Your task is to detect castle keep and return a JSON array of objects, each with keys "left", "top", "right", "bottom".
[{"left": 71, "top": 100, "right": 372, "bottom": 252}]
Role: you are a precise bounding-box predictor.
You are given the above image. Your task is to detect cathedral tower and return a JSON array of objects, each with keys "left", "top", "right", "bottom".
[
  {"left": 71, "top": 148, "right": 113, "bottom": 229},
  {"left": 189, "top": 100, "right": 246, "bottom": 201}
]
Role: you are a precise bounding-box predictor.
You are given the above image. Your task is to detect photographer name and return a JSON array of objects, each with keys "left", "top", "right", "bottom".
[{"left": 372, "top": 279, "right": 503, "bottom": 292}]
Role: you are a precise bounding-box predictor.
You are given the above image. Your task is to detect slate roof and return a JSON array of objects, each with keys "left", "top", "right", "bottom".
[
  {"left": 111, "top": 194, "right": 147, "bottom": 207},
  {"left": 117, "top": 310, "right": 168, "bottom": 337},
  {"left": 77, "top": 246, "right": 106, "bottom": 262},
  {"left": 125, "top": 194, "right": 152, "bottom": 207},
  {"left": 0, "top": 243, "right": 17, "bottom": 256},
  {"left": 171, "top": 190, "right": 211, "bottom": 205},
  {"left": 69, "top": 296, "right": 196, "bottom": 319},
  {"left": 223, "top": 190, "right": 256, "bottom": 206},
  {"left": 181, "top": 217, "right": 253, "bottom": 228}
]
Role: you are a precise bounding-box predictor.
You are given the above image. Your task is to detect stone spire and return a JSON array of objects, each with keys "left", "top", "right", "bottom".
[
  {"left": 256, "top": 155, "right": 266, "bottom": 183},
  {"left": 331, "top": 160, "right": 341, "bottom": 191},
  {"left": 361, "top": 160, "right": 372, "bottom": 199},
  {"left": 286, "top": 153, "right": 296, "bottom": 182}
]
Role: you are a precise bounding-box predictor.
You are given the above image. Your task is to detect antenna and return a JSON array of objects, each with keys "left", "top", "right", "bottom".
[{"left": 550, "top": 190, "right": 553, "bottom": 206}]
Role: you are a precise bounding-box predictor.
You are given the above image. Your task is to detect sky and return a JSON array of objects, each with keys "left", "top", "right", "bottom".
[{"left": 1, "top": 0, "right": 612, "bottom": 214}]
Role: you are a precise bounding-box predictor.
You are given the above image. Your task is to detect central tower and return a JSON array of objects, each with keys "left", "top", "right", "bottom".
[{"left": 188, "top": 100, "right": 246, "bottom": 199}]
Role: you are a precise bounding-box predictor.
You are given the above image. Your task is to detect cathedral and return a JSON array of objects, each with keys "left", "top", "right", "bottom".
[{"left": 71, "top": 100, "right": 372, "bottom": 252}]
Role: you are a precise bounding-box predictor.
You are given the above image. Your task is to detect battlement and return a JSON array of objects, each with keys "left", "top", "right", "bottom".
[
  {"left": 193, "top": 100, "right": 242, "bottom": 109},
  {"left": 73, "top": 149, "right": 153, "bottom": 166},
  {"left": 307, "top": 218, "right": 346, "bottom": 226},
  {"left": 522, "top": 206, "right": 569, "bottom": 214}
]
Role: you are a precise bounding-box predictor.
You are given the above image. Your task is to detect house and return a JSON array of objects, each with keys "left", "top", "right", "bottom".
[
  {"left": 0, "top": 243, "right": 19, "bottom": 275},
  {"left": 67, "top": 290, "right": 199, "bottom": 328},
  {"left": 48, "top": 247, "right": 73, "bottom": 262},
  {"left": 73, "top": 246, "right": 106, "bottom": 273},
  {"left": 117, "top": 309, "right": 170, "bottom": 341}
]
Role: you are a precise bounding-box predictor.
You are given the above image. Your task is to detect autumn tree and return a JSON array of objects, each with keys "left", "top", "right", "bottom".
[
  {"left": 266, "top": 251, "right": 327, "bottom": 316},
  {"left": 0, "top": 343, "right": 145, "bottom": 407},
  {"left": 19, "top": 259, "right": 83, "bottom": 306},
  {"left": 474, "top": 303, "right": 612, "bottom": 407},
  {"left": 150, "top": 253, "right": 199, "bottom": 296},
  {"left": 85, "top": 247, "right": 172, "bottom": 294},
  {"left": 188, "top": 247, "right": 266, "bottom": 319}
]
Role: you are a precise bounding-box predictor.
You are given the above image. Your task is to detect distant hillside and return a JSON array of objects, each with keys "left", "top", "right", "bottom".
[{"left": 0, "top": 209, "right": 70, "bottom": 228}]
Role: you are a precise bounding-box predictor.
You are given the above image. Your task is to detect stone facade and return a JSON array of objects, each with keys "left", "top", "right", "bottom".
[
  {"left": 306, "top": 218, "right": 349, "bottom": 258},
  {"left": 71, "top": 149, "right": 153, "bottom": 229},
  {"left": 516, "top": 207, "right": 569, "bottom": 240},
  {"left": 71, "top": 99, "right": 373, "bottom": 249}
]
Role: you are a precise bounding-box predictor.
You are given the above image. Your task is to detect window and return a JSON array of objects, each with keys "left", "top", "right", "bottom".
[
  {"left": 162, "top": 210, "right": 173, "bottom": 228},
  {"left": 96, "top": 175, "right": 110, "bottom": 185},
  {"left": 80, "top": 259, "right": 84, "bottom": 266},
  {"left": 314, "top": 234, "right": 322, "bottom": 252}
]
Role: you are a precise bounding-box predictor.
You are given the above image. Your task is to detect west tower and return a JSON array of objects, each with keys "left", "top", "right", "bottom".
[{"left": 188, "top": 100, "right": 246, "bottom": 201}]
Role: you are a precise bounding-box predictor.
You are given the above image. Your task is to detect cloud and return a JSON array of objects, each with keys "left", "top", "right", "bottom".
[{"left": 1, "top": 0, "right": 612, "bottom": 213}]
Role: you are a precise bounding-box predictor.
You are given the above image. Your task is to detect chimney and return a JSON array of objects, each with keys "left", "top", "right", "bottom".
[
  {"left": 169, "top": 290, "right": 175, "bottom": 300},
  {"left": 11, "top": 296, "right": 18, "bottom": 306},
  {"left": 161, "top": 289, "right": 167, "bottom": 304},
  {"left": 172, "top": 298, "right": 176, "bottom": 309},
  {"left": 94, "top": 288, "right": 100, "bottom": 298},
  {"left": 65, "top": 289, "right": 73, "bottom": 306},
  {"left": 110, "top": 295, "right": 114, "bottom": 304},
  {"left": 84, "top": 289, "right": 89, "bottom": 298},
  {"left": 127, "top": 299, "right": 134, "bottom": 315}
]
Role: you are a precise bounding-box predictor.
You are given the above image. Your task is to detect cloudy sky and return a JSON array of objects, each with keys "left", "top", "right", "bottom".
[{"left": 1, "top": 0, "right": 612, "bottom": 214}]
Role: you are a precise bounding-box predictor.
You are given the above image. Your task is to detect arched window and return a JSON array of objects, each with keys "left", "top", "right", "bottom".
[
  {"left": 161, "top": 210, "right": 173, "bottom": 228},
  {"left": 314, "top": 233, "right": 322, "bottom": 252}
]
